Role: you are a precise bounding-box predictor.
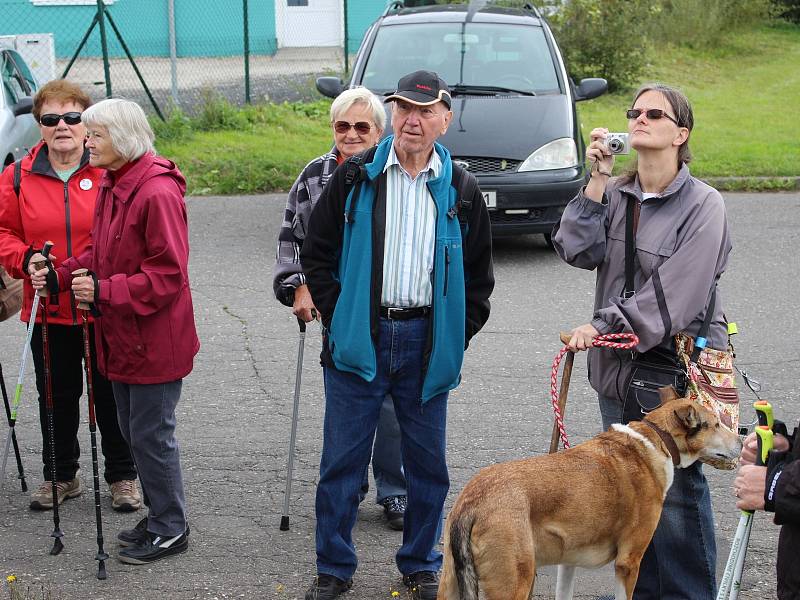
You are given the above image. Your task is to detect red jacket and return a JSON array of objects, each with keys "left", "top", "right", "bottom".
[
  {"left": 59, "top": 153, "right": 200, "bottom": 384},
  {"left": 0, "top": 142, "right": 103, "bottom": 326}
]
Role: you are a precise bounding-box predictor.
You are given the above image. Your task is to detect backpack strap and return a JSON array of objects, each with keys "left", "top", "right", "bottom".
[
  {"left": 342, "top": 145, "right": 378, "bottom": 224},
  {"left": 13, "top": 158, "right": 22, "bottom": 198},
  {"left": 450, "top": 164, "right": 476, "bottom": 238}
]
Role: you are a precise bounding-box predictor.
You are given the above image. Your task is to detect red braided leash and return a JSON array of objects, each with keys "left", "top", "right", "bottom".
[{"left": 550, "top": 333, "right": 639, "bottom": 450}]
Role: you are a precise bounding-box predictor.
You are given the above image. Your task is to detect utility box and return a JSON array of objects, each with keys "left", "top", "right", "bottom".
[{"left": 0, "top": 33, "right": 57, "bottom": 85}]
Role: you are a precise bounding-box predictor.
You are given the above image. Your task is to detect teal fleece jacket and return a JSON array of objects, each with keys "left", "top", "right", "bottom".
[{"left": 301, "top": 136, "right": 494, "bottom": 402}]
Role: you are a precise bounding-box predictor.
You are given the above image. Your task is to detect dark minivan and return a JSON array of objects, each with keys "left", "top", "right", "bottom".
[{"left": 316, "top": 1, "right": 607, "bottom": 244}]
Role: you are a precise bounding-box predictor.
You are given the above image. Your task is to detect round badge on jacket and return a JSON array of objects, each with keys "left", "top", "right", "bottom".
[{"left": 79, "top": 179, "right": 93, "bottom": 191}]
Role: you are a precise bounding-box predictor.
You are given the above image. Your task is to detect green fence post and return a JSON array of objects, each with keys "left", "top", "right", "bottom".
[
  {"left": 343, "top": 0, "right": 349, "bottom": 74},
  {"left": 96, "top": 0, "right": 112, "bottom": 98},
  {"left": 244, "top": 0, "right": 251, "bottom": 104}
]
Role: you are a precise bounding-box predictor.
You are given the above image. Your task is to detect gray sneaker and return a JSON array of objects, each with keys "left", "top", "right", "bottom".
[{"left": 29, "top": 473, "right": 82, "bottom": 510}]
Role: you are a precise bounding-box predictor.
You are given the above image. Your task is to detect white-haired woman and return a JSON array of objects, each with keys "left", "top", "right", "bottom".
[
  {"left": 34, "top": 98, "right": 199, "bottom": 565},
  {"left": 272, "top": 88, "right": 408, "bottom": 530}
]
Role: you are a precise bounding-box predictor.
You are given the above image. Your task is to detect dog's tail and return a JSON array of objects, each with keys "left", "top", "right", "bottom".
[{"left": 441, "top": 510, "right": 479, "bottom": 600}]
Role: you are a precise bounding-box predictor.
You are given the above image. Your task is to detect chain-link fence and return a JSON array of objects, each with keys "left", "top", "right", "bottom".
[{"left": 0, "top": 0, "right": 385, "bottom": 116}]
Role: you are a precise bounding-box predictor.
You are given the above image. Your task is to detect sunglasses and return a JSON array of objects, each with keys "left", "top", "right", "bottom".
[
  {"left": 333, "top": 120, "right": 372, "bottom": 135},
  {"left": 39, "top": 112, "right": 82, "bottom": 127},
  {"left": 625, "top": 108, "right": 679, "bottom": 125}
]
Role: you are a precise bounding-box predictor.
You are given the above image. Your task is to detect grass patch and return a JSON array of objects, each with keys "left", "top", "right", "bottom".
[
  {"left": 153, "top": 23, "right": 800, "bottom": 195},
  {"left": 577, "top": 23, "right": 800, "bottom": 179},
  {"left": 153, "top": 99, "right": 333, "bottom": 196}
]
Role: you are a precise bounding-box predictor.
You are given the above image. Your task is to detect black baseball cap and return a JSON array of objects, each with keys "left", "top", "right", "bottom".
[{"left": 384, "top": 70, "right": 452, "bottom": 109}]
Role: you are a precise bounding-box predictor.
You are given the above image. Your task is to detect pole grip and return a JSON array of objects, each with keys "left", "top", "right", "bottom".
[
  {"left": 559, "top": 331, "right": 571, "bottom": 345},
  {"left": 753, "top": 400, "right": 773, "bottom": 430},
  {"left": 297, "top": 317, "right": 306, "bottom": 333}
]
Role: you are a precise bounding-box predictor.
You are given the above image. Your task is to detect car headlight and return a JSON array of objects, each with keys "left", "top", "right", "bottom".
[{"left": 517, "top": 138, "right": 578, "bottom": 172}]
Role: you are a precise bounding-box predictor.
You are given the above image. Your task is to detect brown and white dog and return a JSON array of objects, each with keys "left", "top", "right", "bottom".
[{"left": 437, "top": 391, "right": 742, "bottom": 600}]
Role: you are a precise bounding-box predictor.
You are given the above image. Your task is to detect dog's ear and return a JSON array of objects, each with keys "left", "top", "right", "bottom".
[
  {"left": 673, "top": 402, "right": 703, "bottom": 431},
  {"left": 658, "top": 386, "right": 680, "bottom": 405}
]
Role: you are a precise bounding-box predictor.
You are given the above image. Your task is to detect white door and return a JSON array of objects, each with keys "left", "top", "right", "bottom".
[{"left": 276, "top": 0, "right": 342, "bottom": 48}]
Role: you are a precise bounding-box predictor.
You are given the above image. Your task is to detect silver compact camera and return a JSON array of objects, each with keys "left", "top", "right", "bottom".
[{"left": 605, "top": 132, "right": 630, "bottom": 155}]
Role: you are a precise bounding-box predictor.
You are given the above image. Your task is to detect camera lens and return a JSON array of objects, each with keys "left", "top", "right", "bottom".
[{"left": 608, "top": 138, "right": 622, "bottom": 152}]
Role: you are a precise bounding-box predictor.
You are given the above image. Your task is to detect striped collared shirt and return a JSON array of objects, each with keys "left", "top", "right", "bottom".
[{"left": 381, "top": 143, "right": 440, "bottom": 308}]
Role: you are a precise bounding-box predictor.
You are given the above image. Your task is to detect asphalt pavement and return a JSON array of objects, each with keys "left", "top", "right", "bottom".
[{"left": 0, "top": 191, "right": 798, "bottom": 599}]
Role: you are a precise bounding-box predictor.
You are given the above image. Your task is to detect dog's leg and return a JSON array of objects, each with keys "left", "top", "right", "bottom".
[
  {"left": 555, "top": 564, "right": 576, "bottom": 600},
  {"left": 614, "top": 553, "right": 643, "bottom": 600}
]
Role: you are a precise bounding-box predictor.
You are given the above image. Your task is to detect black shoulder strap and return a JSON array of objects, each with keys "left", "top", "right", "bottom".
[
  {"left": 624, "top": 194, "right": 636, "bottom": 298},
  {"left": 13, "top": 158, "right": 22, "bottom": 198},
  {"left": 343, "top": 146, "right": 378, "bottom": 224},
  {"left": 450, "top": 165, "right": 476, "bottom": 236},
  {"left": 690, "top": 287, "right": 717, "bottom": 362}
]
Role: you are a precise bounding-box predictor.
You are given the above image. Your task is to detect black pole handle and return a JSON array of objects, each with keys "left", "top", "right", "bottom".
[{"left": 297, "top": 317, "right": 306, "bottom": 333}]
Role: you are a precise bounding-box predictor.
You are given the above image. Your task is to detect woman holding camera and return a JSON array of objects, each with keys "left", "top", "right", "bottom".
[{"left": 552, "top": 83, "right": 733, "bottom": 599}]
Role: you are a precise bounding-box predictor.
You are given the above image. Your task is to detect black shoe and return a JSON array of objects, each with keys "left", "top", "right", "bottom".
[
  {"left": 379, "top": 495, "right": 406, "bottom": 531},
  {"left": 118, "top": 518, "right": 191, "bottom": 547},
  {"left": 117, "top": 529, "right": 189, "bottom": 564},
  {"left": 304, "top": 574, "right": 352, "bottom": 600},
  {"left": 402, "top": 571, "right": 439, "bottom": 600}
]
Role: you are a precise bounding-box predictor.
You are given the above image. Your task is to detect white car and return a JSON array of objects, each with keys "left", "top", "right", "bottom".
[{"left": 1, "top": 48, "right": 39, "bottom": 168}]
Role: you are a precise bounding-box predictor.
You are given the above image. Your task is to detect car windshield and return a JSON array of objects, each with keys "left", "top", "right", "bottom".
[{"left": 361, "top": 22, "right": 560, "bottom": 95}]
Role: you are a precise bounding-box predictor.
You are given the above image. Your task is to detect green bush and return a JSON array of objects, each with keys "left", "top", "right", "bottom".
[
  {"left": 547, "top": 0, "right": 661, "bottom": 92},
  {"left": 773, "top": 0, "right": 800, "bottom": 23}
]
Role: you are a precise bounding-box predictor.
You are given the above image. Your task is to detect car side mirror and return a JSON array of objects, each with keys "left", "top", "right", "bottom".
[
  {"left": 13, "top": 96, "right": 33, "bottom": 117},
  {"left": 316, "top": 76, "right": 344, "bottom": 99},
  {"left": 574, "top": 78, "right": 608, "bottom": 102}
]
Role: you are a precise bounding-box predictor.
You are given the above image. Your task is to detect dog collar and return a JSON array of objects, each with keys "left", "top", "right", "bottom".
[{"left": 641, "top": 419, "right": 681, "bottom": 466}]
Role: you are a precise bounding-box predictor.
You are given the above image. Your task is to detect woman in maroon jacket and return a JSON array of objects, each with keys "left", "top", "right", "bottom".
[
  {"left": 34, "top": 98, "right": 199, "bottom": 565},
  {"left": 0, "top": 79, "right": 138, "bottom": 512}
]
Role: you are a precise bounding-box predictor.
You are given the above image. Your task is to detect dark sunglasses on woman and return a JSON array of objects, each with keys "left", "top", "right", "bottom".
[
  {"left": 39, "top": 112, "right": 82, "bottom": 127},
  {"left": 625, "top": 108, "right": 679, "bottom": 125},
  {"left": 334, "top": 120, "right": 372, "bottom": 135}
]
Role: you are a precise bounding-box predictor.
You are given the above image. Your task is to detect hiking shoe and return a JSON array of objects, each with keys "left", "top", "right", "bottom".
[
  {"left": 304, "top": 574, "right": 352, "bottom": 600},
  {"left": 379, "top": 494, "right": 406, "bottom": 531},
  {"left": 110, "top": 479, "right": 141, "bottom": 512},
  {"left": 118, "top": 518, "right": 191, "bottom": 548},
  {"left": 29, "top": 474, "right": 82, "bottom": 510},
  {"left": 402, "top": 571, "right": 439, "bottom": 600},
  {"left": 117, "top": 529, "right": 189, "bottom": 564}
]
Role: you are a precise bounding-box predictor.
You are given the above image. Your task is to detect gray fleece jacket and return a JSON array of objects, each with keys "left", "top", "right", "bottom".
[{"left": 552, "top": 163, "right": 732, "bottom": 401}]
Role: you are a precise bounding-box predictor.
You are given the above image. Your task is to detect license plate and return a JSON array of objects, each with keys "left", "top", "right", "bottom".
[{"left": 482, "top": 190, "right": 496, "bottom": 209}]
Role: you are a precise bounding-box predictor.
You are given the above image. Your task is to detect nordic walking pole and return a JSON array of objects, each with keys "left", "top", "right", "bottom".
[
  {"left": 716, "top": 401, "right": 774, "bottom": 600},
  {"left": 727, "top": 401, "right": 773, "bottom": 599},
  {"left": 1, "top": 241, "right": 53, "bottom": 491},
  {"left": 280, "top": 315, "right": 309, "bottom": 530},
  {"left": 73, "top": 269, "right": 108, "bottom": 579},
  {"left": 37, "top": 251, "right": 65, "bottom": 555},
  {"left": 0, "top": 362, "right": 27, "bottom": 492},
  {"left": 550, "top": 331, "right": 574, "bottom": 454}
]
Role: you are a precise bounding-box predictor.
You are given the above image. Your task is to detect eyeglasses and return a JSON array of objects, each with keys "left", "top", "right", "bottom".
[
  {"left": 39, "top": 112, "right": 82, "bottom": 127},
  {"left": 626, "top": 108, "right": 679, "bottom": 126},
  {"left": 333, "top": 121, "right": 372, "bottom": 134}
]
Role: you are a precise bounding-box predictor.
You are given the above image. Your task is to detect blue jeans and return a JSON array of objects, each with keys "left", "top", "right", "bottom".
[
  {"left": 599, "top": 394, "right": 717, "bottom": 600},
  {"left": 316, "top": 316, "right": 449, "bottom": 581},
  {"left": 360, "top": 395, "right": 407, "bottom": 504}
]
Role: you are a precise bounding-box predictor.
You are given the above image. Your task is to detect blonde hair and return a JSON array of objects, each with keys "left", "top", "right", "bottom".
[
  {"left": 82, "top": 98, "right": 155, "bottom": 162},
  {"left": 330, "top": 87, "right": 386, "bottom": 130}
]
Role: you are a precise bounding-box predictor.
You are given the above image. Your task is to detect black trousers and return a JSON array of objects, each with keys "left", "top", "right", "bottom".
[{"left": 31, "top": 322, "right": 136, "bottom": 483}]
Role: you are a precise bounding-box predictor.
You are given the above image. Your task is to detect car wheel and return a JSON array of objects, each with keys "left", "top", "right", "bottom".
[{"left": 543, "top": 232, "right": 555, "bottom": 249}]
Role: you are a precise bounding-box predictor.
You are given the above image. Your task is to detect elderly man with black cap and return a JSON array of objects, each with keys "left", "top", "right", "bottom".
[{"left": 300, "top": 70, "right": 494, "bottom": 599}]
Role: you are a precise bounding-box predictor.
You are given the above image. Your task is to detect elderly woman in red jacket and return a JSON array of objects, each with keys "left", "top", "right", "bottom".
[{"left": 33, "top": 98, "right": 199, "bottom": 566}]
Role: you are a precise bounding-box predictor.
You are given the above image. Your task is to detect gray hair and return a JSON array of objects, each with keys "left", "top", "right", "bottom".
[
  {"left": 81, "top": 98, "right": 155, "bottom": 162},
  {"left": 330, "top": 87, "right": 386, "bottom": 131}
]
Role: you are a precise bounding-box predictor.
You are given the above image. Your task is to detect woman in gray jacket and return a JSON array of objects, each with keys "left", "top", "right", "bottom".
[{"left": 553, "top": 83, "right": 732, "bottom": 599}]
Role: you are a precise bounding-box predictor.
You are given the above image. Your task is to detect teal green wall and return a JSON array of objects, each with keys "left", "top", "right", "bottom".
[
  {"left": 0, "top": 0, "right": 277, "bottom": 58},
  {"left": 346, "top": 0, "right": 383, "bottom": 56}
]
